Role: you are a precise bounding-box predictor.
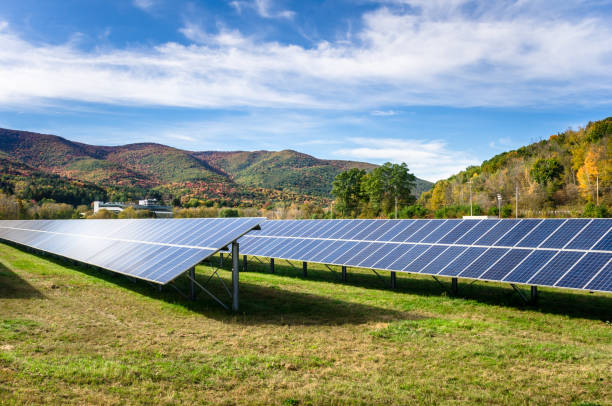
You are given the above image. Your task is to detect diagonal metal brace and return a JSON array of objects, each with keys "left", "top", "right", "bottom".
[
  {"left": 324, "top": 263, "right": 340, "bottom": 277},
  {"left": 370, "top": 268, "right": 389, "bottom": 288},
  {"left": 510, "top": 284, "right": 531, "bottom": 304},
  {"left": 431, "top": 276, "right": 454, "bottom": 295},
  {"left": 186, "top": 273, "right": 229, "bottom": 310},
  {"left": 284, "top": 259, "right": 297, "bottom": 270}
]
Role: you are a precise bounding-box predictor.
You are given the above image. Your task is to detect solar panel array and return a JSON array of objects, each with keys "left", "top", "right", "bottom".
[
  {"left": 0, "top": 218, "right": 264, "bottom": 284},
  {"left": 239, "top": 219, "right": 612, "bottom": 293}
]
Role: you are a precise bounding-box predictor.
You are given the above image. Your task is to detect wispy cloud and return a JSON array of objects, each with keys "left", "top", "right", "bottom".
[
  {"left": 229, "top": 0, "right": 295, "bottom": 19},
  {"left": 371, "top": 110, "right": 398, "bottom": 116},
  {"left": 132, "top": 0, "right": 157, "bottom": 12},
  {"left": 338, "top": 137, "right": 478, "bottom": 181},
  {"left": 0, "top": 1, "right": 611, "bottom": 110}
]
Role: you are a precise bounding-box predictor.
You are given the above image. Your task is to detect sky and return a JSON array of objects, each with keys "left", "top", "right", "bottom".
[{"left": 0, "top": 0, "right": 611, "bottom": 182}]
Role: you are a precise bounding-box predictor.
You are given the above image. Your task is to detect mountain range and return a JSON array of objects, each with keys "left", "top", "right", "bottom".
[{"left": 0, "top": 128, "right": 433, "bottom": 206}]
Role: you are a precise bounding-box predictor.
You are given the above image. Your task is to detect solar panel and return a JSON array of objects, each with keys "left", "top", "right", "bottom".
[
  {"left": 0, "top": 218, "right": 264, "bottom": 284},
  {"left": 240, "top": 218, "right": 612, "bottom": 294}
]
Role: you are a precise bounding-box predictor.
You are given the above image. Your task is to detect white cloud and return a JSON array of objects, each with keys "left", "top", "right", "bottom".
[
  {"left": 230, "top": 0, "right": 295, "bottom": 19},
  {"left": 133, "top": 0, "right": 156, "bottom": 11},
  {"left": 371, "top": 110, "right": 398, "bottom": 116},
  {"left": 0, "top": 1, "right": 611, "bottom": 110},
  {"left": 337, "top": 137, "right": 479, "bottom": 181}
]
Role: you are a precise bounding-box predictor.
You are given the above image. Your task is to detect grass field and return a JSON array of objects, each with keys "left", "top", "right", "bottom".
[{"left": 0, "top": 242, "right": 611, "bottom": 405}]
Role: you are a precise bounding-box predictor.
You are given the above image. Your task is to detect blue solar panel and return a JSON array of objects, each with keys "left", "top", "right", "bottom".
[
  {"left": 357, "top": 243, "right": 397, "bottom": 268},
  {"left": 474, "top": 221, "right": 520, "bottom": 246},
  {"left": 593, "top": 230, "right": 612, "bottom": 251},
  {"left": 237, "top": 219, "right": 612, "bottom": 294},
  {"left": 566, "top": 219, "right": 612, "bottom": 250},
  {"left": 585, "top": 260, "right": 612, "bottom": 292},
  {"left": 479, "top": 249, "right": 531, "bottom": 281},
  {"left": 528, "top": 251, "right": 585, "bottom": 286},
  {"left": 404, "top": 245, "right": 448, "bottom": 273},
  {"left": 386, "top": 244, "right": 430, "bottom": 271},
  {"left": 502, "top": 250, "right": 557, "bottom": 283},
  {"left": 345, "top": 242, "right": 385, "bottom": 267},
  {"left": 555, "top": 252, "right": 612, "bottom": 289},
  {"left": 459, "top": 248, "right": 508, "bottom": 278},
  {"left": 514, "top": 219, "right": 565, "bottom": 248},
  {"left": 437, "top": 220, "right": 481, "bottom": 244},
  {"left": 389, "top": 221, "right": 426, "bottom": 242},
  {"left": 329, "top": 241, "right": 371, "bottom": 265},
  {"left": 420, "top": 246, "right": 467, "bottom": 274},
  {"left": 438, "top": 247, "right": 487, "bottom": 276},
  {"left": 495, "top": 220, "right": 542, "bottom": 247},
  {"left": 371, "top": 244, "right": 416, "bottom": 270},
  {"left": 362, "top": 220, "right": 394, "bottom": 241},
  {"left": 0, "top": 218, "right": 264, "bottom": 284},
  {"left": 421, "top": 220, "right": 461, "bottom": 243},
  {"left": 376, "top": 220, "right": 411, "bottom": 241},
  {"left": 539, "top": 219, "right": 591, "bottom": 248},
  {"left": 406, "top": 220, "right": 447, "bottom": 242}
]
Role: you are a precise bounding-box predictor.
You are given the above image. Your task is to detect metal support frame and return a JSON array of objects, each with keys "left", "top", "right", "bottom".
[
  {"left": 232, "top": 242, "right": 239, "bottom": 312},
  {"left": 324, "top": 263, "right": 339, "bottom": 277},
  {"left": 284, "top": 259, "right": 297, "bottom": 271},
  {"left": 390, "top": 271, "right": 397, "bottom": 289},
  {"left": 270, "top": 258, "right": 275, "bottom": 273},
  {"left": 243, "top": 255, "right": 248, "bottom": 272},
  {"left": 341, "top": 266, "right": 347, "bottom": 282},
  {"left": 189, "top": 267, "right": 195, "bottom": 300},
  {"left": 370, "top": 268, "right": 389, "bottom": 288},
  {"left": 451, "top": 277, "right": 458, "bottom": 295},
  {"left": 302, "top": 261, "right": 307, "bottom": 277},
  {"left": 219, "top": 253, "right": 224, "bottom": 267},
  {"left": 510, "top": 284, "right": 537, "bottom": 305},
  {"left": 530, "top": 286, "right": 538, "bottom": 304}
]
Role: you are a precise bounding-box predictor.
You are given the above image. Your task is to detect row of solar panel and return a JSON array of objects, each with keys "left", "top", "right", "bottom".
[
  {"left": 0, "top": 218, "right": 264, "bottom": 284},
  {"left": 0, "top": 217, "right": 262, "bottom": 250},
  {"left": 249, "top": 218, "right": 612, "bottom": 251},
  {"left": 239, "top": 235, "right": 612, "bottom": 292}
]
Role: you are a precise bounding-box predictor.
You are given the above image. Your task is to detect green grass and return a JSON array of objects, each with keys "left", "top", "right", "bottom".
[{"left": 0, "top": 242, "right": 611, "bottom": 405}]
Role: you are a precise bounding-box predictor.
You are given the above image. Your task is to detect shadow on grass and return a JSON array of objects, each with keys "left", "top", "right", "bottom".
[
  {"left": 7, "top": 246, "right": 417, "bottom": 325},
  {"left": 0, "top": 262, "right": 44, "bottom": 299},
  {"left": 239, "top": 256, "right": 612, "bottom": 322}
]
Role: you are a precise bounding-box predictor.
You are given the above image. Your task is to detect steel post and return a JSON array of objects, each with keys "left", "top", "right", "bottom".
[
  {"left": 390, "top": 271, "right": 397, "bottom": 289},
  {"left": 341, "top": 266, "right": 347, "bottom": 282},
  {"left": 531, "top": 286, "right": 538, "bottom": 304},
  {"left": 189, "top": 267, "right": 195, "bottom": 300},
  {"left": 243, "top": 255, "right": 247, "bottom": 272},
  {"left": 302, "top": 261, "right": 307, "bottom": 277},
  {"left": 232, "top": 242, "right": 239, "bottom": 312},
  {"left": 451, "top": 277, "right": 458, "bottom": 295},
  {"left": 270, "top": 258, "right": 275, "bottom": 273}
]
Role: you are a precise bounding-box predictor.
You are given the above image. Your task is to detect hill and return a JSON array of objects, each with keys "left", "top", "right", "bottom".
[
  {"left": 0, "top": 128, "right": 432, "bottom": 206},
  {"left": 420, "top": 117, "right": 611, "bottom": 217}
]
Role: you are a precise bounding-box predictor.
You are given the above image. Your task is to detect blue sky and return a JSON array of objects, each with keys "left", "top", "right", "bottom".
[{"left": 0, "top": 0, "right": 611, "bottom": 181}]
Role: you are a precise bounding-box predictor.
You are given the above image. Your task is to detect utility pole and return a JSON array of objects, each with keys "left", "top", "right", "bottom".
[
  {"left": 395, "top": 196, "right": 398, "bottom": 219},
  {"left": 515, "top": 184, "right": 518, "bottom": 219},
  {"left": 468, "top": 180, "right": 473, "bottom": 216},
  {"left": 497, "top": 193, "right": 502, "bottom": 219},
  {"left": 596, "top": 175, "right": 599, "bottom": 206}
]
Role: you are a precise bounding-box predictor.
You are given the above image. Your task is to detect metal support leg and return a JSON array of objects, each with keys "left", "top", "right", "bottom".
[
  {"left": 189, "top": 267, "right": 195, "bottom": 300},
  {"left": 270, "top": 258, "right": 275, "bottom": 273},
  {"left": 451, "top": 277, "right": 458, "bottom": 295},
  {"left": 390, "top": 272, "right": 397, "bottom": 289},
  {"left": 303, "top": 261, "right": 307, "bottom": 277},
  {"left": 243, "top": 255, "right": 248, "bottom": 272},
  {"left": 341, "top": 266, "right": 347, "bottom": 282},
  {"left": 232, "top": 242, "right": 239, "bottom": 312},
  {"left": 531, "top": 286, "right": 538, "bottom": 304},
  {"left": 219, "top": 253, "right": 223, "bottom": 267}
]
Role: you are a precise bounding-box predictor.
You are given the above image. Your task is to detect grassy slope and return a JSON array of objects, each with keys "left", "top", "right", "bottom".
[{"left": 1, "top": 244, "right": 610, "bottom": 405}]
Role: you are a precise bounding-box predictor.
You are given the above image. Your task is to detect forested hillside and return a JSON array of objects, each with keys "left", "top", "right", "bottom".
[
  {"left": 420, "top": 117, "right": 611, "bottom": 217},
  {"left": 0, "top": 128, "right": 433, "bottom": 212}
]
